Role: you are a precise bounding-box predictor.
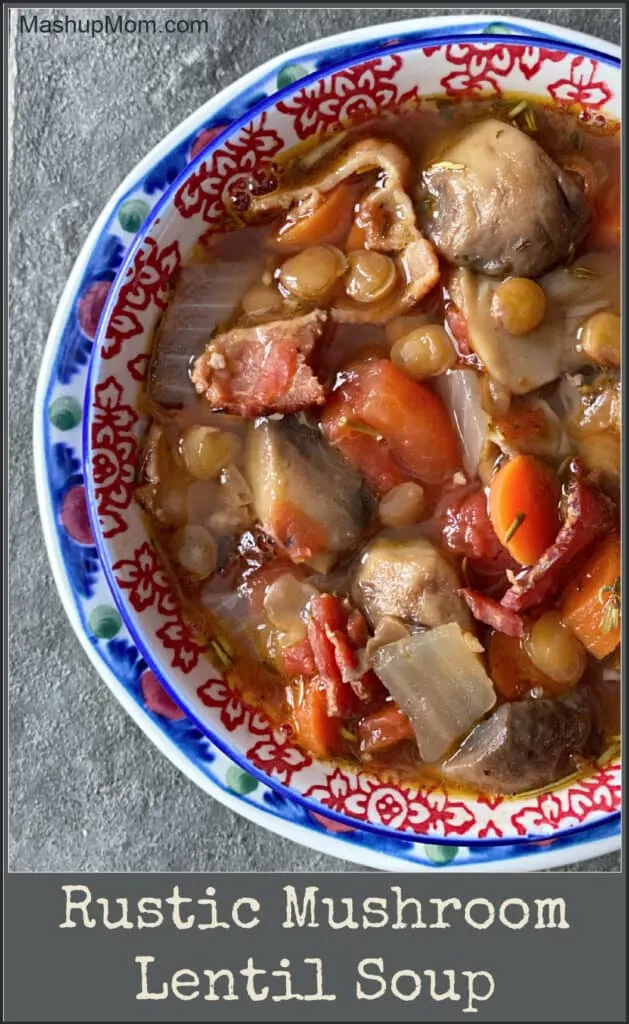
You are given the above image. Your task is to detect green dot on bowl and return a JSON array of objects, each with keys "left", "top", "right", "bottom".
[
  {"left": 89, "top": 605, "right": 122, "bottom": 639},
  {"left": 277, "top": 63, "right": 308, "bottom": 89},
  {"left": 49, "top": 396, "right": 82, "bottom": 431},
  {"left": 423, "top": 843, "right": 458, "bottom": 865},
  {"left": 485, "top": 22, "right": 513, "bottom": 34},
  {"left": 226, "top": 764, "right": 258, "bottom": 796},
  {"left": 118, "top": 198, "right": 150, "bottom": 234}
]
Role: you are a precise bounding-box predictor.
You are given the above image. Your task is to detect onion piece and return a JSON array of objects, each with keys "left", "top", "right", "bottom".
[
  {"left": 436, "top": 369, "right": 490, "bottom": 478},
  {"left": 149, "top": 260, "right": 262, "bottom": 407},
  {"left": 372, "top": 623, "right": 496, "bottom": 763}
]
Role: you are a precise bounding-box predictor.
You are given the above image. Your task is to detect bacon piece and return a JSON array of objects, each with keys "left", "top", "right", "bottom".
[
  {"left": 306, "top": 594, "right": 383, "bottom": 716},
  {"left": 191, "top": 311, "right": 327, "bottom": 417},
  {"left": 460, "top": 588, "right": 524, "bottom": 638},
  {"left": 279, "top": 638, "right": 316, "bottom": 678},
  {"left": 501, "top": 478, "right": 617, "bottom": 613},
  {"left": 346, "top": 608, "right": 369, "bottom": 648},
  {"left": 440, "top": 488, "right": 517, "bottom": 572}
]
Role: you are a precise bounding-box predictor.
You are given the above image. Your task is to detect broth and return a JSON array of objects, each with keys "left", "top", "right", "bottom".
[{"left": 135, "top": 97, "right": 621, "bottom": 798}]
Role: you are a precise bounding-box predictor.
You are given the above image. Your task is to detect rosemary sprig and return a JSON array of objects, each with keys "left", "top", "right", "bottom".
[
  {"left": 340, "top": 417, "right": 383, "bottom": 440},
  {"left": 569, "top": 265, "right": 598, "bottom": 280},
  {"left": 504, "top": 512, "right": 527, "bottom": 543},
  {"left": 210, "top": 638, "right": 233, "bottom": 668},
  {"left": 508, "top": 100, "right": 537, "bottom": 132},
  {"left": 599, "top": 577, "right": 621, "bottom": 633},
  {"left": 340, "top": 728, "right": 358, "bottom": 743},
  {"left": 508, "top": 100, "right": 528, "bottom": 120}
]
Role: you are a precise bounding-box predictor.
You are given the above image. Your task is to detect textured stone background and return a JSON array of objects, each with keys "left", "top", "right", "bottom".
[{"left": 9, "top": 7, "right": 621, "bottom": 871}]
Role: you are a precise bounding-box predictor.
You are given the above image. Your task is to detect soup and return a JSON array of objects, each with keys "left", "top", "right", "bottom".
[{"left": 135, "top": 97, "right": 621, "bottom": 798}]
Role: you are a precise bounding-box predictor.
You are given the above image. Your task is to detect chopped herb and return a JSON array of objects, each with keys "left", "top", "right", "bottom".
[
  {"left": 504, "top": 511, "right": 527, "bottom": 543},
  {"left": 216, "top": 633, "right": 233, "bottom": 656},
  {"left": 570, "top": 129, "right": 583, "bottom": 150},
  {"left": 340, "top": 727, "right": 358, "bottom": 743},
  {"left": 508, "top": 100, "right": 537, "bottom": 132},
  {"left": 340, "top": 417, "right": 383, "bottom": 440},
  {"left": 569, "top": 265, "right": 598, "bottom": 279},
  {"left": 210, "top": 639, "right": 233, "bottom": 667},
  {"left": 523, "top": 107, "right": 537, "bottom": 132},
  {"left": 508, "top": 100, "right": 528, "bottom": 120},
  {"left": 599, "top": 577, "right": 621, "bottom": 633}
]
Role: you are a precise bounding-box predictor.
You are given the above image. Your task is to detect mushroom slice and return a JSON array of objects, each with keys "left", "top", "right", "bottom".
[
  {"left": 450, "top": 250, "right": 620, "bottom": 394},
  {"left": 352, "top": 532, "right": 472, "bottom": 632}
]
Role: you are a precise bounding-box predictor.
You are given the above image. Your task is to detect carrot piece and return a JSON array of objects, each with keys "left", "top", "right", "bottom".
[
  {"left": 488, "top": 631, "right": 552, "bottom": 701},
  {"left": 292, "top": 680, "right": 343, "bottom": 758},
  {"left": 274, "top": 184, "right": 356, "bottom": 248},
  {"left": 489, "top": 455, "right": 561, "bottom": 566},
  {"left": 328, "top": 431, "right": 409, "bottom": 496},
  {"left": 321, "top": 387, "right": 409, "bottom": 495},
  {"left": 561, "top": 532, "right": 621, "bottom": 659},
  {"left": 323, "top": 360, "right": 462, "bottom": 488},
  {"left": 356, "top": 360, "right": 462, "bottom": 484}
]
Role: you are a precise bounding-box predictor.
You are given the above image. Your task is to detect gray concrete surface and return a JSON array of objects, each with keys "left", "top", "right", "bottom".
[{"left": 9, "top": 7, "right": 621, "bottom": 872}]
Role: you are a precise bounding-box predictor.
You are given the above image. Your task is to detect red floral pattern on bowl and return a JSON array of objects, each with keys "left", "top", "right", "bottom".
[{"left": 85, "top": 39, "right": 621, "bottom": 843}]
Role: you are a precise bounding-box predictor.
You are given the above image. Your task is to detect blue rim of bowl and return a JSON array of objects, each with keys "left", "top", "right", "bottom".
[{"left": 83, "top": 29, "right": 622, "bottom": 848}]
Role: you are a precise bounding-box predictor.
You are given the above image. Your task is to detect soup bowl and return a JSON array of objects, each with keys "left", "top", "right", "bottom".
[{"left": 84, "top": 29, "right": 621, "bottom": 847}]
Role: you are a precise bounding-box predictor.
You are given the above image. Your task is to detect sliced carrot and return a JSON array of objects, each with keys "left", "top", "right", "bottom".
[
  {"left": 488, "top": 631, "right": 552, "bottom": 701},
  {"left": 274, "top": 184, "right": 356, "bottom": 248},
  {"left": 350, "top": 360, "right": 462, "bottom": 485},
  {"left": 561, "top": 532, "right": 621, "bottom": 659},
  {"left": 323, "top": 360, "right": 461, "bottom": 488},
  {"left": 292, "top": 680, "right": 343, "bottom": 758},
  {"left": 489, "top": 454, "right": 561, "bottom": 566}
]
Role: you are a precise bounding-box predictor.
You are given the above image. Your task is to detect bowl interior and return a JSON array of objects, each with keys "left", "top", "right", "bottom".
[{"left": 85, "top": 33, "right": 621, "bottom": 844}]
